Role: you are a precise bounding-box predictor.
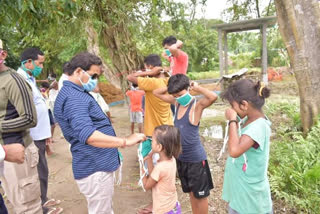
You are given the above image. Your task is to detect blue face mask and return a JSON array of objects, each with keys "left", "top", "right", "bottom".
[
  {"left": 79, "top": 70, "right": 98, "bottom": 92},
  {"left": 21, "top": 60, "right": 43, "bottom": 77}
]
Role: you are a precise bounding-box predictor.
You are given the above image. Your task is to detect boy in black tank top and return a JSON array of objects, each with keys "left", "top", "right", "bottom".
[{"left": 153, "top": 74, "right": 218, "bottom": 214}]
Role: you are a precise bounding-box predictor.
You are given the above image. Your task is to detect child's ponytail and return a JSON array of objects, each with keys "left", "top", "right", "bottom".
[
  {"left": 255, "top": 81, "right": 271, "bottom": 99},
  {"left": 222, "top": 79, "right": 271, "bottom": 110}
]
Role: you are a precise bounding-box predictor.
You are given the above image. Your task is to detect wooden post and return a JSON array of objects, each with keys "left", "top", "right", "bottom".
[
  {"left": 218, "top": 29, "right": 223, "bottom": 78},
  {"left": 224, "top": 32, "right": 228, "bottom": 74},
  {"left": 262, "top": 23, "right": 268, "bottom": 83}
]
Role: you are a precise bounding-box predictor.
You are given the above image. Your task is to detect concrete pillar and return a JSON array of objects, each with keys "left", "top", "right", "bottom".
[
  {"left": 224, "top": 32, "right": 228, "bottom": 74},
  {"left": 262, "top": 23, "right": 268, "bottom": 84},
  {"left": 218, "top": 29, "right": 223, "bottom": 78}
]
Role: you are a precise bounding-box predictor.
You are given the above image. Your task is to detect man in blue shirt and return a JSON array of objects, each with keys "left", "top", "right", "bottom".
[{"left": 54, "top": 52, "right": 145, "bottom": 214}]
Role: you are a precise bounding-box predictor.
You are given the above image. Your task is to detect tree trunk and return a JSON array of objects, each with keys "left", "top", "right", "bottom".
[
  {"left": 85, "top": 23, "right": 122, "bottom": 89},
  {"left": 94, "top": 0, "right": 144, "bottom": 92},
  {"left": 275, "top": 0, "right": 320, "bottom": 133}
]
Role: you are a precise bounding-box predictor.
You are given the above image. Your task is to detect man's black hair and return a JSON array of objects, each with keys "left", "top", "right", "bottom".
[
  {"left": 144, "top": 54, "right": 162, "bottom": 67},
  {"left": 20, "top": 47, "right": 44, "bottom": 61},
  {"left": 167, "top": 74, "right": 190, "bottom": 94},
  {"left": 162, "top": 36, "right": 177, "bottom": 47},
  {"left": 50, "top": 73, "right": 57, "bottom": 78},
  {"left": 41, "top": 82, "right": 50, "bottom": 89},
  {"left": 64, "top": 52, "right": 102, "bottom": 75}
]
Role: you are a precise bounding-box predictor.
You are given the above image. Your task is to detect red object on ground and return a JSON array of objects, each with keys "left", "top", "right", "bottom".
[{"left": 268, "top": 68, "right": 283, "bottom": 81}]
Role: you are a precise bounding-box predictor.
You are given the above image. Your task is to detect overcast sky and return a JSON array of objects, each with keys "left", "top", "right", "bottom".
[{"left": 176, "top": 0, "right": 271, "bottom": 20}]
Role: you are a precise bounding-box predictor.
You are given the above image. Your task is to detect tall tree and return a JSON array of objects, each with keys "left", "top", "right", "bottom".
[{"left": 275, "top": 0, "right": 320, "bottom": 132}]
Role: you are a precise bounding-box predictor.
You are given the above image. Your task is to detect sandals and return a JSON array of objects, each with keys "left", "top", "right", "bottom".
[
  {"left": 43, "top": 199, "right": 61, "bottom": 208},
  {"left": 137, "top": 204, "right": 152, "bottom": 214},
  {"left": 47, "top": 207, "right": 63, "bottom": 214}
]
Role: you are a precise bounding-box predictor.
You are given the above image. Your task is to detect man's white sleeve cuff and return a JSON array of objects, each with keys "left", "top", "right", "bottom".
[{"left": 0, "top": 145, "right": 5, "bottom": 162}]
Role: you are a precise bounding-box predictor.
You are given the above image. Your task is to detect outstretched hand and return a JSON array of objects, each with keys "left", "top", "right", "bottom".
[{"left": 126, "top": 133, "right": 146, "bottom": 147}]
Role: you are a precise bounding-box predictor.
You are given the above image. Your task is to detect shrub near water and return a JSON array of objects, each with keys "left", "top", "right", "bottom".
[{"left": 266, "top": 102, "right": 320, "bottom": 213}]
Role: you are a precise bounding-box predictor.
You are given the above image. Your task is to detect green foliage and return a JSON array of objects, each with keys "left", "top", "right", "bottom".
[
  {"left": 265, "top": 102, "right": 320, "bottom": 213},
  {"left": 187, "top": 70, "right": 220, "bottom": 80},
  {"left": 0, "top": 0, "right": 86, "bottom": 78}
]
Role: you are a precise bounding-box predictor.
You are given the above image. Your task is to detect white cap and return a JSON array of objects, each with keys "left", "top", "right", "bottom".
[{"left": 0, "top": 39, "right": 3, "bottom": 49}]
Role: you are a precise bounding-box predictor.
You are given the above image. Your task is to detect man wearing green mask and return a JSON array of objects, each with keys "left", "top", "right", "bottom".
[{"left": 17, "top": 48, "right": 63, "bottom": 214}]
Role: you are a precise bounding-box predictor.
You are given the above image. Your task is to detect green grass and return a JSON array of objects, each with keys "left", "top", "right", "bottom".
[{"left": 187, "top": 67, "right": 262, "bottom": 80}]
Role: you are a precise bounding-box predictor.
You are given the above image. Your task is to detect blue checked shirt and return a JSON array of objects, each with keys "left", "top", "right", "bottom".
[{"left": 54, "top": 81, "right": 120, "bottom": 180}]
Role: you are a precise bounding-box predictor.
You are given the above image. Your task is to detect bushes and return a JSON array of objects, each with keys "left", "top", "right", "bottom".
[
  {"left": 187, "top": 70, "right": 220, "bottom": 80},
  {"left": 266, "top": 102, "right": 320, "bottom": 213}
]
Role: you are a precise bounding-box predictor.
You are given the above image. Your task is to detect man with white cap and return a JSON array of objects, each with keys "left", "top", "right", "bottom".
[{"left": 0, "top": 39, "right": 43, "bottom": 213}]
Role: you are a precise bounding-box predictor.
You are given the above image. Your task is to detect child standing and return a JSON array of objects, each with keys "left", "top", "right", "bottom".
[
  {"left": 142, "top": 125, "right": 181, "bottom": 214},
  {"left": 126, "top": 84, "right": 145, "bottom": 134},
  {"left": 221, "top": 79, "right": 273, "bottom": 214},
  {"left": 153, "top": 74, "right": 218, "bottom": 214}
]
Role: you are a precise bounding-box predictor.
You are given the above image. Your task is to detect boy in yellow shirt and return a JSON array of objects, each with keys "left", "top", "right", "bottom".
[{"left": 127, "top": 54, "right": 172, "bottom": 214}]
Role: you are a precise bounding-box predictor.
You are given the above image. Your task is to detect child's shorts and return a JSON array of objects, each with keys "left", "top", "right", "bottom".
[
  {"left": 130, "top": 111, "right": 143, "bottom": 123},
  {"left": 165, "top": 202, "right": 181, "bottom": 214},
  {"left": 177, "top": 159, "right": 213, "bottom": 198}
]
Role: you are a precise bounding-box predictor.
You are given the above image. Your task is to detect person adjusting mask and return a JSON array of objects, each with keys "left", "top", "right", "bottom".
[
  {"left": 175, "top": 89, "right": 194, "bottom": 107},
  {"left": 21, "top": 60, "right": 43, "bottom": 77}
]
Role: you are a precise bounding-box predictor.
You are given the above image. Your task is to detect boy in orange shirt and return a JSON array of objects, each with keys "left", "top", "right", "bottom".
[{"left": 126, "top": 84, "right": 145, "bottom": 134}]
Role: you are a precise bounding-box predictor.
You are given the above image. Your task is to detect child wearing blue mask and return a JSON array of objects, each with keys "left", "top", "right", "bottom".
[
  {"left": 221, "top": 79, "right": 273, "bottom": 214},
  {"left": 153, "top": 74, "right": 218, "bottom": 214}
]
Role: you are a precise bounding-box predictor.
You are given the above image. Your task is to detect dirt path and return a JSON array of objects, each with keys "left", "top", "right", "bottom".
[{"left": 5, "top": 104, "right": 229, "bottom": 214}]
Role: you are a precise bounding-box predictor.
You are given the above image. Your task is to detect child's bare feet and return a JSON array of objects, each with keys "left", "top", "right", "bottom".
[{"left": 137, "top": 203, "right": 152, "bottom": 214}]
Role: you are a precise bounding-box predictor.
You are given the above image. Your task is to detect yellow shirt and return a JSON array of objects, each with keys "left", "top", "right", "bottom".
[{"left": 138, "top": 77, "right": 173, "bottom": 136}]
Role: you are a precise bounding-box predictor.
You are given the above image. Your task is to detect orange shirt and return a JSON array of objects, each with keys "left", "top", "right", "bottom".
[
  {"left": 168, "top": 50, "right": 188, "bottom": 75},
  {"left": 151, "top": 157, "right": 178, "bottom": 214},
  {"left": 126, "top": 90, "right": 145, "bottom": 112}
]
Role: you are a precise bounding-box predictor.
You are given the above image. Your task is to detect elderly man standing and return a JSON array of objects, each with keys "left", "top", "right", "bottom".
[
  {"left": 17, "top": 47, "right": 63, "bottom": 214},
  {"left": 54, "top": 52, "right": 145, "bottom": 214},
  {"left": 0, "top": 40, "right": 42, "bottom": 213}
]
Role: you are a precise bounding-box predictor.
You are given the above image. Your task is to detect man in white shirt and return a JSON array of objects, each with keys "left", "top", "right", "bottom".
[
  {"left": 89, "top": 85, "right": 113, "bottom": 122},
  {"left": 18, "top": 48, "right": 62, "bottom": 214},
  {"left": 58, "top": 62, "right": 70, "bottom": 90}
]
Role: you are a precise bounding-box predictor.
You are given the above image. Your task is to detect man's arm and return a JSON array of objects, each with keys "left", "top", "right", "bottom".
[
  {"left": 36, "top": 79, "right": 49, "bottom": 83},
  {"left": 65, "top": 96, "right": 145, "bottom": 148},
  {"left": 0, "top": 72, "right": 37, "bottom": 133},
  {"left": 169, "top": 40, "right": 183, "bottom": 57},
  {"left": 87, "top": 131, "right": 145, "bottom": 148},
  {"left": 1, "top": 144, "right": 25, "bottom": 164},
  {"left": 191, "top": 82, "right": 217, "bottom": 110},
  {"left": 126, "top": 67, "right": 163, "bottom": 85},
  {"left": 153, "top": 87, "right": 175, "bottom": 104}
]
